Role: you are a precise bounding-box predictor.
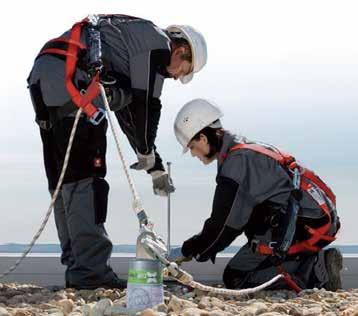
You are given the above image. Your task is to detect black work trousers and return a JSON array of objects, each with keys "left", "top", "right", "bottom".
[
  {"left": 38, "top": 115, "right": 120, "bottom": 287},
  {"left": 222, "top": 243, "right": 327, "bottom": 290},
  {"left": 40, "top": 115, "right": 107, "bottom": 190}
]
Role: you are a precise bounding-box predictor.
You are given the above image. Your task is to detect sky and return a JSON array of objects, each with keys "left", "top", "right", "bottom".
[{"left": 0, "top": 0, "right": 357, "bottom": 247}]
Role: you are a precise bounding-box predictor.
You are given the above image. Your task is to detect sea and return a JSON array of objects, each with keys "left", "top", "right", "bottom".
[{"left": 0, "top": 244, "right": 357, "bottom": 257}]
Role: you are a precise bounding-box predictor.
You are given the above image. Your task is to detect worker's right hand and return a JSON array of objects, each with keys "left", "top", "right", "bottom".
[
  {"left": 130, "top": 150, "right": 156, "bottom": 171},
  {"left": 167, "top": 247, "right": 192, "bottom": 264}
]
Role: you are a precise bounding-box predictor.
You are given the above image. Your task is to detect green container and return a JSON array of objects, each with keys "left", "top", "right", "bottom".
[{"left": 126, "top": 259, "right": 164, "bottom": 311}]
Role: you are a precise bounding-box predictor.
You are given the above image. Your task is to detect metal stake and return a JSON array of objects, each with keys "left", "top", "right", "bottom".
[{"left": 167, "top": 162, "right": 172, "bottom": 254}]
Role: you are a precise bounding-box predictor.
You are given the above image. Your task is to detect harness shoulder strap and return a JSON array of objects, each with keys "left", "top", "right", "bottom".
[
  {"left": 228, "top": 143, "right": 294, "bottom": 165},
  {"left": 36, "top": 18, "right": 101, "bottom": 119},
  {"left": 228, "top": 143, "right": 336, "bottom": 206},
  {"left": 64, "top": 20, "right": 99, "bottom": 118}
]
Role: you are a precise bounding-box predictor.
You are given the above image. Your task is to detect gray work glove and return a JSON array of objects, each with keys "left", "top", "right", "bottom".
[
  {"left": 130, "top": 150, "right": 156, "bottom": 171},
  {"left": 150, "top": 170, "right": 175, "bottom": 197}
]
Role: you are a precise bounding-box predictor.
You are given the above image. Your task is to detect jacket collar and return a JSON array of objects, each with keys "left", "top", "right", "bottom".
[
  {"left": 217, "top": 131, "right": 249, "bottom": 169},
  {"left": 217, "top": 131, "right": 240, "bottom": 169}
]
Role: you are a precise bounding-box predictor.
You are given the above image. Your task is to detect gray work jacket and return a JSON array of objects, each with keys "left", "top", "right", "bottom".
[
  {"left": 28, "top": 15, "right": 172, "bottom": 159},
  {"left": 182, "top": 132, "right": 336, "bottom": 262}
]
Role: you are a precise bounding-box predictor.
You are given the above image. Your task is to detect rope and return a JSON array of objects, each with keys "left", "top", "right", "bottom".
[
  {"left": 1, "top": 86, "right": 284, "bottom": 298},
  {"left": 99, "top": 85, "right": 143, "bottom": 215},
  {"left": 99, "top": 87, "right": 285, "bottom": 296},
  {"left": 186, "top": 274, "right": 283, "bottom": 296},
  {"left": 0, "top": 84, "right": 142, "bottom": 279},
  {"left": 145, "top": 238, "right": 284, "bottom": 296},
  {"left": 0, "top": 109, "right": 83, "bottom": 279}
]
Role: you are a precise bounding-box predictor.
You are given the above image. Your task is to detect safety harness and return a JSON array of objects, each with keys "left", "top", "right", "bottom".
[
  {"left": 222, "top": 143, "right": 338, "bottom": 293},
  {"left": 37, "top": 17, "right": 104, "bottom": 125},
  {"left": 226, "top": 143, "right": 337, "bottom": 256}
]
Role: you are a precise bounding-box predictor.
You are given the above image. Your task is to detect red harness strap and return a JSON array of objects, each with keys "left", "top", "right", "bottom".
[
  {"left": 303, "top": 169, "right": 336, "bottom": 205},
  {"left": 277, "top": 265, "right": 302, "bottom": 293},
  {"left": 227, "top": 143, "right": 337, "bottom": 256},
  {"left": 37, "top": 19, "right": 100, "bottom": 119}
]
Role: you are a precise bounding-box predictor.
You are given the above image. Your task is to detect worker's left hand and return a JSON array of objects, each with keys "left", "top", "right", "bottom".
[
  {"left": 167, "top": 247, "right": 192, "bottom": 264},
  {"left": 150, "top": 171, "right": 175, "bottom": 196}
]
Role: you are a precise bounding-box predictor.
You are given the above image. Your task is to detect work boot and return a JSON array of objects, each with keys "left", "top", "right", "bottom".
[
  {"left": 102, "top": 277, "right": 127, "bottom": 289},
  {"left": 323, "top": 248, "right": 343, "bottom": 291}
]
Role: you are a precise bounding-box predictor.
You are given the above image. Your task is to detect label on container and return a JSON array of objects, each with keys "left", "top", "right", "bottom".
[
  {"left": 127, "top": 283, "right": 164, "bottom": 311},
  {"left": 128, "top": 269, "right": 163, "bottom": 284}
]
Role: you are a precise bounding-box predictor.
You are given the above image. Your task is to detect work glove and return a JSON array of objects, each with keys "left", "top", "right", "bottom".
[
  {"left": 167, "top": 247, "right": 192, "bottom": 264},
  {"left": 130, "top": 150, "right": 156, "bottom": 171},
  {"left": 150, "top": 170, "right": 175, "bottom": 196}
]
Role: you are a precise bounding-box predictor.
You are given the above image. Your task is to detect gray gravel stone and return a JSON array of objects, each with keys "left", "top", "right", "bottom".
[{"left": 0, "top": 307, "right": 8, "bottom": 316}]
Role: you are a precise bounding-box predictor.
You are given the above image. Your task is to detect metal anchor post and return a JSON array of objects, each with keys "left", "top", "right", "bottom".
[{"left": 167, "top": 161, "right": 172, "bottom": 254}]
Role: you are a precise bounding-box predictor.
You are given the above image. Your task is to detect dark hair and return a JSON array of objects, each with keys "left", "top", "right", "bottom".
[
  {"left": 192, "top": 126, "right": 224, "bottom": 158},
  {"left": 170, "top": 38, "right": 192, "bottom": 62}
]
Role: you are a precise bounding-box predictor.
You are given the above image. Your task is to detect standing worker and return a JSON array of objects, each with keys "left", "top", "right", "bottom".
[
  {"left": 27, "top": 14, "right": 207, "bottom": 289},
  {"left": 170, "top": 99, "right": 342, "bottom": 291}
]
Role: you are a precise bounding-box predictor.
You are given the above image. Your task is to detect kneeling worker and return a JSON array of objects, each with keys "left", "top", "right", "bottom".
[{"left": 170, "top": 98, "right": 342, "bottom": 291}]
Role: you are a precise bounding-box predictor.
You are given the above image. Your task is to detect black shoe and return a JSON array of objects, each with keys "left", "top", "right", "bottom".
[
  {"left": 323, "top": 248, "right": 343, "bottom": 291},
  {"left": 102, "top": 277, "right": 127, "bottom": 289},
  {"left": 66, "top": 277, "right": 127, "bottom": 290}
]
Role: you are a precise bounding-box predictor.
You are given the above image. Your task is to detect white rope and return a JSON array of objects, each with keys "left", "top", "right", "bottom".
[
  {"left": 0, "top": 86, "right": 284, "bottom": 299},
  {"left": 186, "top": 274, "right": 283, "bottom": 296},
  {"left": 0, "top": 109, "right": 83, "bottom": 279},
  {"left": 144, "top": 235, "right": 283, "bottom": 296},
  {"left": 0, "top": 84, "right": 143, "bottom": 279},
  {"left": 99, "top": 85, "right": 144, "bottom": 215},
  {"left": 99, "top": 87, "right": 284, "bottom": 296}
]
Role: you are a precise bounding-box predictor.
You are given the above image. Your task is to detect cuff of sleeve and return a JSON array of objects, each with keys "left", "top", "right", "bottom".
[
  {"left": 147, "top": 150, "right": 165, "bottom": 173},
  {"left": 147, "top": 164, "right": 165, "bottom": 173},
  {"left": 181, "top": 246, "right": 193, "bottom": 258},
  {"left": 182, "top": 236, "right": 200, "bottom": 258},
  {"left": 150, "top": 170, "right": 166, "bottom": 179}
]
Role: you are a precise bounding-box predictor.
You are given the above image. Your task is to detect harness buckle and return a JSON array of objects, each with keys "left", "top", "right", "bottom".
[
  {"left": 289, "top": 167, "right": 302, "bottom": 189},
  {"left": 268, "top": 241, "right": 278, "bottom": 249},
  {"left": 251, "top": 239, "right": 277, "bottom": 254},
  {"left": 89, "top": 108, "right": 106, "bottom": 125}
]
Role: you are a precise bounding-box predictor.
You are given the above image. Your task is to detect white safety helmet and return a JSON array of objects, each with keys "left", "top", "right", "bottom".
[
  {"left": 166, "top": 25, "right": 207, "bottom": 84},
  {"left": 174, "top": 98, "right": 223, "bottom": 153}
]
